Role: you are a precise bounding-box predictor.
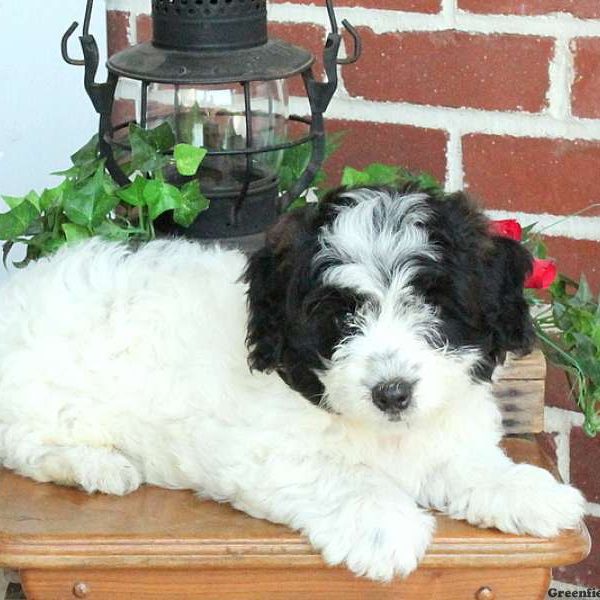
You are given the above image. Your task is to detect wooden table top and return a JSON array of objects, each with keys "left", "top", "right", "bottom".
[{"left": 0, "top": 438, "right": 590, "bottom": 570}]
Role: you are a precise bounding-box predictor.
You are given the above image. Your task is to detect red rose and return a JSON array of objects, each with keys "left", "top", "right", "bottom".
[
  {"left": 525, "top": 258, "right": 557, "bottom": 289},
  {"left": 489, "top": 219, "right": 523, "bottom": 241}
]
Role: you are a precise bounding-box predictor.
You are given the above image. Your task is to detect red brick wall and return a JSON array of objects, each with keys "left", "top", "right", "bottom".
[{"left": 106, "top": 0, "right": 600, "bottom": 587}]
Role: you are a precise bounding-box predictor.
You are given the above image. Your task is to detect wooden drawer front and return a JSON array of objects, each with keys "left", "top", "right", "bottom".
[{"left": 21, "top": 567, "right": 551, "bottom": 600}]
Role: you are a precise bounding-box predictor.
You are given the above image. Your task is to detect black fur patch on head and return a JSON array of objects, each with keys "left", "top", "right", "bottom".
[
  {"left": 243, "top": 192, "right": 359, "bottom": 405},
  {"left": 414, "top": 192, "right": 534, "bottom": 380}
]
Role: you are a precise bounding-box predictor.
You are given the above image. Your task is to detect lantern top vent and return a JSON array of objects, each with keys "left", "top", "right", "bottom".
[{"left": 152, "top": 0, "right": 268, "bottom": 52}]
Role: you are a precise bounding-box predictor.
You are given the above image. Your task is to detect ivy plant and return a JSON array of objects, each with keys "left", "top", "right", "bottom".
[{"left": 0, "top": 123, "right": 209, "bottom": 266}]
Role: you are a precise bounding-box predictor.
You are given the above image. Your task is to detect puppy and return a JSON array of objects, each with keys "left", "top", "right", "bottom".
[{"left": 0, "top": 187, "right": 584, "bottom": 581}]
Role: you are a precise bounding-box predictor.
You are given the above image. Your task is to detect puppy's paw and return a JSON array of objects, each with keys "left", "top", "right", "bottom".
[
  {"left": 314, "top": 503, "right": 435, "bottom": 581},
  {"left": 456, "top": 464, "right": 585, "bottom": 538},
  {"left": 503, "top": 476, "right": 585, "bottom": 538},
  {"left": 75, "top": 450, "right": 142, "bottom": 496}
]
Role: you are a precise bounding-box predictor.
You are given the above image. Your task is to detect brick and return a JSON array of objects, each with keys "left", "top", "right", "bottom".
[
  {"left": 268, "top": 22, "right": 327, "bottom": 97},
  {"left": 458, "top": 0, "right": 600, "bottom": 19},
  {"left": 112, "top": 99, "right": 137, "bottom": 129},
  {"left": 545, "top": 363, "right": 576, "bottom": 411},
  {"left": 343, "top": 30, "right": 553, "bottom": 112},
  {"left": 137, "top": 14, "right": 153, "bottom": 44},
  {"left": 535, "top": 431, "right": 558, "bottom": 465},
  {"left": 555, "top": 516, "right": 600, "bottom": 587},
  {"left": 322, "top": 119, "right": 448, "bottom": 187},
  {"left": 269, "top": 0, "right": 441, "bottom": 12},
  {"left": 107, "top": 10, "right": 130, "bottom": 57},
  {"left": 542, "top": 236, "right": 600, "bottom": 293},
  {"left": 463, "top": 134, "right": 600, "bottom": 215},
  {"left": 572, "top": 38, "right": 600, "bottom": 119},
  {"left": 570, "top": 426, "right": 600, "bottom": 503}
]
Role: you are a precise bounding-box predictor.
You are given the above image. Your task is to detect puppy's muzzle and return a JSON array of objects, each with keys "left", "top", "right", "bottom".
[{"left": 371, "top": 379, "right": 414, "bottom": 414}]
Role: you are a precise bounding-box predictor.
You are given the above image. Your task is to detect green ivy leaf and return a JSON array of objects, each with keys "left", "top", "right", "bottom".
[
  {"left": 94, "top": 221, "right": 132, "bottom": 242},
  {"left": 143, "top": 180, "right": 184, "bottom": 221},
  {"left": 71, "top": 135, "right": 100, "bottom": 166},
  {"left": 363, "top": 164, "right": 400, "bottom": 185},
  {"left": 173, "top": 181, "right": 210, "bottom": 227},
  {"left": 129, "top": 124, "right": 170, "bottom": 174},
  {"left": 62, "top": 223, "right": 91, "bottom": 243},
  {"left": 174, "top": 144, "right": 207, "bottom": 177},
  {"left": 23, "top": 191, "right": 41, "bottom": 212},
  {"left": 341, "top": 167, "right": 371, "bottom": 187},
  {"left": 129, "top": 123, "right": 176, "bottom": 175},
  {"left": 117, "top": 176, "right": 147, "bottom": 207},
  {"left": 415, "top": 172, "right": 442, "bottom": 191},
  {"left": 63, "top": 164, "right": 117, "bottom": 228},
  {"left": 146, "top": 122, "right": 176, "bottom": 153},
  {"left": 0, "top": 199, "right": 40, "bottom": 239},
  {"left": 2, "top": 195, "right": 25, "bottom": 210},
  {"left": 91, "top": 193, "right": 120, "bottom": 227},
  {"left": 40, "top": 182, "right": 70, "bottom": 211},
  {"left": 63, "top": 191, "right": 95, "bottom": 227}
]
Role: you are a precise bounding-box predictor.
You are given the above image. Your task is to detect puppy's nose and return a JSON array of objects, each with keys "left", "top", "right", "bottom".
[{"left": 371, "top": 380, "right": 414, "bottom": 413}]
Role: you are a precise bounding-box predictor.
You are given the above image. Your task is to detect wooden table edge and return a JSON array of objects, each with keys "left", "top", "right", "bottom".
[{"left": 0, "top": 524, "right": 589, "bottom": 571}]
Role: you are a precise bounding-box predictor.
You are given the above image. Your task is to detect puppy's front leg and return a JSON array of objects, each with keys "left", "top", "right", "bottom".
[
  {"left": 421, "top": 444, "right": 585, "bottom": 538},
  {"left": 231, "top": 460, "right": 435, "bottom": 581}
]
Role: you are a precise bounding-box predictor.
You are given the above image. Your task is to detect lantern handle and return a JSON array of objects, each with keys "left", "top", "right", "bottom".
[
  {"left": 279, "top": 0, "right": 362, "bottom": 211},
  {"left": 61, "top": 0, "right": 115, "bottom": 119},
  {"left": 338, "top": 20, "right": 362, "bottom": 65},
  {"left": 324, "top": 0, "right": 362, "bottom": 65},
  {"left": 61, "top": 0, "right": 95, "bottom": 66}
]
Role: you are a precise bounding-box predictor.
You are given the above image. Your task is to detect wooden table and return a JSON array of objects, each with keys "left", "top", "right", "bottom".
[{"left": 0, "top": 438, "right": 590, "bottom": 600}]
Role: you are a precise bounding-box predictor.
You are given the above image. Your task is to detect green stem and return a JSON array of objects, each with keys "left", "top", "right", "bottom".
[
  {"left": 138, "top": 204, "right": 146, "bottom": 233},
  {"left": 534, "top": 203, "right": 600, "bottom": 235}
]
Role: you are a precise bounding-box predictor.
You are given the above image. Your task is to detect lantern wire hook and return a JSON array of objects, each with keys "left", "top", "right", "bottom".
[
  {"left": 324, "top": 0, "right": 362, "bottom": 65},
  {"left": 62, "top": 0, "right": 96, "bottom": 66}
]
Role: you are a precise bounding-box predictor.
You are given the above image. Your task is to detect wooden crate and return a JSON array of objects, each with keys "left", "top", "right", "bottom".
[{"left": 494, "top": 349, "right": 546, "bottom": 434}]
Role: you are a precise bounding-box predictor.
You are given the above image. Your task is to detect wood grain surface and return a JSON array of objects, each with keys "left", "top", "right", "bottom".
[{"left": 0, "top": 439, "right": 589, "bottom": 571}]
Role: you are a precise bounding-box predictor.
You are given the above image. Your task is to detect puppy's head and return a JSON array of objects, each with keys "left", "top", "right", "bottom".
[{"left": 244, "top": 187, "right": 534, "bottom": 426}]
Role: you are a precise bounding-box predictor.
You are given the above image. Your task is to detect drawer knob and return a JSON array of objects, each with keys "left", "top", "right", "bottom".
[
  {"left": 72, "top": 581, "right": 91, "bottom": 598},
  {"left": 476, "top": 587, "right": 496, "bottom": 600}
]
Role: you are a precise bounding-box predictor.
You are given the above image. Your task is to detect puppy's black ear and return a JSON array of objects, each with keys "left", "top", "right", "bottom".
[
  {"left": 484, "top": 235, "right": 535, "bottom": 358},
  {"left": 243, "top": 209, "right": 308, "bottom": 372}
]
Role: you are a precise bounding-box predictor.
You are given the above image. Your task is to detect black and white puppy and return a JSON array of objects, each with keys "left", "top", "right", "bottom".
[{"left": 0, "top": 187, "right": 584, "bottom": 581}]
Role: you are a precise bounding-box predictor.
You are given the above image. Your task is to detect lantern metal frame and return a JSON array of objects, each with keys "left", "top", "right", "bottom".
[{"left": 62, "top": 0, "right": 361, "bottom": 245}]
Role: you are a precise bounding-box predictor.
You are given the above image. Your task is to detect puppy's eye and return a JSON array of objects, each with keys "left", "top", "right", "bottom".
[{"left": 337, "top": 311, "right": 354, "bottom": 326}]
